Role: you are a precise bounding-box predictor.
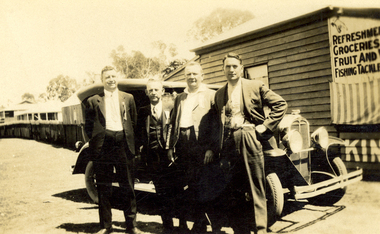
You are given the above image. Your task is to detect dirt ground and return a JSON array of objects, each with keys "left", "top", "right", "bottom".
[
  {"left": 0, "top": 138, "right": 379, "bottom": 234},
  {"left": 0, "top": 138, "right": 225, "bottom": 234}
]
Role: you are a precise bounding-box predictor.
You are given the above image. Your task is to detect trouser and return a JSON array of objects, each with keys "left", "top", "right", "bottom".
[
  {"left": 147, "top": 147, "right": 182, "bottom": 228},
  {"left": 215, "top": 126, "right": 267, "bottom": 234},
  {"left": 94, "top": 130, "right": 136, "bottom": 230},
  {"left": 175, "top": 126, "right": 207, "bottom": 227}
]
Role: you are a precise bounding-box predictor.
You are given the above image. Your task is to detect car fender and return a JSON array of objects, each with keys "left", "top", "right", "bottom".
[
  {"left": 327, "top": 136, "right": 345, "bottom": 147},
  {"left": 326, "top": 136, "right": 346, "bottom": 159},
  {"left": 72, "top": 142, "right": 93, "bottom": 175}
]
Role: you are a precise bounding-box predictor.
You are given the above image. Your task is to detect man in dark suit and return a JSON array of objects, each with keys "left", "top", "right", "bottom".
[
  {"left": 84, "top": 66, "right": 139, "bottom": 234},
  {"left": 136, "top": 78, "right": 180, "bottom": 233},
  {"left": 167, "top": 62, "right": 216, "bottom": 232},
  {"left": 209, "top": 53, "right": 287, "bottom": 234}
]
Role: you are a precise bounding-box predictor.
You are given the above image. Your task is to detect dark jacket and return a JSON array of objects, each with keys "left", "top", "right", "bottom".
[
  {"left": 84, "top": 90, "right": 137, "bottom": 157},
  {"left": 213, "top": 78, "right": 287, "bottom": 152},
  {"left": 168, "top": 86, "right": 216, "bottom": 151},
  {"left": 136, "top": 103, "right": 172, "bottom": 153}
]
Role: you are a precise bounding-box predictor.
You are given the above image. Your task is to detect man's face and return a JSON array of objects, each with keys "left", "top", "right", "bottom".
[
  {"left": 223, "top": 57, "right": 244, "bottom": 82},
  {"left": 185, "top": 65, "right": 203, "bottom": 92},
  {"left": 146, "top": 81, "right": 164, "bottom": 105},
  {"left": 102, "top": 69, "right": 118, "bottom": 92}
]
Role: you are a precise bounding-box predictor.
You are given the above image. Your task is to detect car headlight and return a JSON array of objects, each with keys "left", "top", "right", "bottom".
[
  {"left": 75, "top": 141, "right": 83, "bottom": 152},
  {"left": 282, "top": 130, "right": 303, "bottom": 153},
  {"left": 311, "top": 127, "right": 329, "bottom": 148}
]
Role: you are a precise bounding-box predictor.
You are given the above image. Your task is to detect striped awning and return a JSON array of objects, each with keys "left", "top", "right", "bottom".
[{"left": 330, "top": 77, "right": 380, "bottom": 125}]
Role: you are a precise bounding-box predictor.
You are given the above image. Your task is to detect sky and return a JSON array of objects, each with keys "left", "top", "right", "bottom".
[{"left": 1, "top": 0, "right": 379, "bottom": 106}]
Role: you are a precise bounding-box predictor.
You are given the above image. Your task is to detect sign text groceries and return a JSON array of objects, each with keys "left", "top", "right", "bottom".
[{"left": 332, "top": 26, "right": 380, "bottom": 78}]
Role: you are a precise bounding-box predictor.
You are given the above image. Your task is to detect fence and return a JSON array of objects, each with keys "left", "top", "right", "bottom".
[{"left": 0, "top": 122, "right": 85, "bottom": 150}]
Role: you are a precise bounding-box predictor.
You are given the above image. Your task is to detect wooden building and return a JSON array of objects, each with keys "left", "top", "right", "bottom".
[{"left": 165, "top": 6, "right": 380, "bottom": 173}]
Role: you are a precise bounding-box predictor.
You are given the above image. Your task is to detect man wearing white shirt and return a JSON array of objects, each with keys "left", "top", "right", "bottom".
[
  {"left": 167, "top": 62, "right": 216, "bottom": 232},
  {"left": 84, "top": 66, "right": 139, "bottom": 234},
  {"left": 209, "top": 53, "right": 287, "bottom": 234}
]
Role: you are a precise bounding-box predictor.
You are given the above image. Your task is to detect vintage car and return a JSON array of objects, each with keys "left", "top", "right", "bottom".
[
  {"left": 264, "top": 110, "right": 362, "bottom": 225},
  {"left": 70, "top": 79, "right": 220, "bottom": 200},
  {"left": 71, "top": 79, "right": 184, "bottom": 198},
  {"left": 70, "top": 79, "right": 363, "bottom": 227}
]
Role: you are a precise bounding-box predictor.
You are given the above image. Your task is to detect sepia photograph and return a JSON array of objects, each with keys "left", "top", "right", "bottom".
[{"left": 1, "top": 0, "right": 380, "bottom": 233}]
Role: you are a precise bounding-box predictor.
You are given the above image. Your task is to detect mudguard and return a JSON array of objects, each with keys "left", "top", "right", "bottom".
[
  {"left": 72, "top": 142, "right": 93, "bottom": 174},
  {"left": 327, "top": 136, "right": 345, "bottom": 147}
]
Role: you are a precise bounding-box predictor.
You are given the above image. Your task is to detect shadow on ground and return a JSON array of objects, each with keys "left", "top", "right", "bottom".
[
  {"left": 57, "top": 221, "right": 163, "bottom": 233},
  {"left": 56, "top": 222, "right": 100, "bottom": 234},
  {"left": 52, "top": 188, "right": 162, "bottom": 215},
  {"left": 54, "top": 189, "right": 347, "bottom": 233},
  {"left": 363, "top": 173, "right": 380, "bottom": 182},
  {"left": 269, "top": 200, "right": 345, "bottom": 233},
  {"left": 53, "top": 188, "right": 94, "bottom": 204},
  {"left": 281, "top": 200, "right": 308, "bottom": 217}
]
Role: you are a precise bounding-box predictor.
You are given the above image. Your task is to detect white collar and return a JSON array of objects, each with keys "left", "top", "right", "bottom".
[{"left": 104, "top": 89, "right": 118, "bottom": 97}]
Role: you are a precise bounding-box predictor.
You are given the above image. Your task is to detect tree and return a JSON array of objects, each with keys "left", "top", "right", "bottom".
[
  {"left": 110, "top": 45, "right": 129, "bottom": 76},
  {"left": 110, "top": 46, "right": 158, "bottom": 79},
  {"left": 46, "top": 75, "right": 80, "bottom": 102},
  {"left": 128, "top": 50, "right": 160, "bottom": 79},
  {"left": 82, "top": 71, "right": 98, "bottom": 86},
  {"left": 21, "top": 93, "right": 35, "bottom": 102},
  {"left": 151, "top": 40, "right": 168, "bottom": 73},
  {"left": 162, "top": 58, "right": 188, "bottom": 78},
  {"left": 187, "top": 8, "right": 254, "bottom": 42},
  {"left": 168, "top": 43, "right": 178, "bottom": 57},
  {"left": 110, "top": 43, "right": 179, "bottom": 79},
  {"left": 38, "top": 93, "right": 47, "bottom": 103}
]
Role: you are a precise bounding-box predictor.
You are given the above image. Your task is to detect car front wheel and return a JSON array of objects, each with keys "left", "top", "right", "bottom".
[
  {"left": 309, "top": 157, "right": 347, "bottom": 206},
  {"left": 85, "top": 161, "right": 99, "bottom": 203},
  {"left": 266, "top": 172, "right": 284, "bottom": 227}
]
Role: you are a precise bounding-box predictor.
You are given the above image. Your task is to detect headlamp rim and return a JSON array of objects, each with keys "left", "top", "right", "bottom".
[
  {"left": 311, "top": 127, "right": 329, "bottom": 148},
  {"left": 282, "top": 129, "right": 303, "bottom": 153}
]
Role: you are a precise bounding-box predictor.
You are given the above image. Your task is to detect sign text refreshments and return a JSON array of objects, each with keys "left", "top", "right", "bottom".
[{"left": 329, "top": 17, "right": 380, "bottom": 83}]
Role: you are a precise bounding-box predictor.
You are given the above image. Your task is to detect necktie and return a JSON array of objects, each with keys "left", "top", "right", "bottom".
[{"left": 153, "top": 106, "right": 158, "bottom": 120}]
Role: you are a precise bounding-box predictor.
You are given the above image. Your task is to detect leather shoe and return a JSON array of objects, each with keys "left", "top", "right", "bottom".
[
  {"left": 178, "top": 223, "right": 190, "bottom": 233},
  {"left": 256, "top": 230, "right": 267, "bottom": 234},
  {"left": 96, "top": 228, "right": 112, "bottom": 234},
  {"left": 191, "top": 221, "right": 207, "bottom": 233},
  {"left": 162, "top": 226, "right": 174, "bottom": 234},
  {"left": 125, "top": 227, "right": 143, "bottom": 234}
]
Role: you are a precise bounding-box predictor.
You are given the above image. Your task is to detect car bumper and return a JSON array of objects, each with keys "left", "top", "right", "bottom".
[{"left": 294, "top": 168, "right": 363, "bottom": 200}]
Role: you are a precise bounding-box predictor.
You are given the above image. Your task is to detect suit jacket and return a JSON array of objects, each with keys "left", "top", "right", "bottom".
[
  {"left": 84, "top": 90, "right": 137, "bottom": 156},
  {"left": 168, "top": 86, "right": 216, "bottom": 150},
  {"left": 136, "top": 103, "right": 172, "bottom": 153},
  {"left": 213, "top": 78, "right": 287, "bottom": 151}
]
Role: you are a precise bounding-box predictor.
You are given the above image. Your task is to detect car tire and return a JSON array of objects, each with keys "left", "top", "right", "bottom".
[
  {"left": 309, "top": 157, "right": 347, "bottom": 206},
  {"left": 266, "top": 172, "right": 284, "bottom": 227},
  {"left": 85, "top": 161, "right": 99, "bottom": 204}
]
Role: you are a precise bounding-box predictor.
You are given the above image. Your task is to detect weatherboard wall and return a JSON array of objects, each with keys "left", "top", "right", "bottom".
[{"left": 167, "top": 19, "right": 334, "bottom": 135}]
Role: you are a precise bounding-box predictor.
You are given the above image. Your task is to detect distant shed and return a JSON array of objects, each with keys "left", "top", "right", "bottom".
[{"left": 165, "top": 6, "right": 380, "bottom": 173}]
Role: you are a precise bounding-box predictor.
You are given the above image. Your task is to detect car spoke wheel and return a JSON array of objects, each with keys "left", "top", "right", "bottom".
[
  {"left": 266, "top": 172, "right": 284, "bottom": 227},
  {"left": 309, "top": 157, "right": 347, "bottom": 206},
  {"left": 85, "top": 161, "right": 99, "bottom": 203}
]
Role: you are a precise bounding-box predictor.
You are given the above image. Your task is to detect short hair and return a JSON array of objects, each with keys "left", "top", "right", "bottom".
[
  {"left": 146, "top": 78, "right": 163, "bottom": 89},
  {"left": 101, "top": 66, "right": 115, "bottom": 80},
  {"left": 222, "top": 52, "right": 243, "bottom": 65},
  {"left": 185, "top": 61, "right": 203, "bottom": 73}
]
